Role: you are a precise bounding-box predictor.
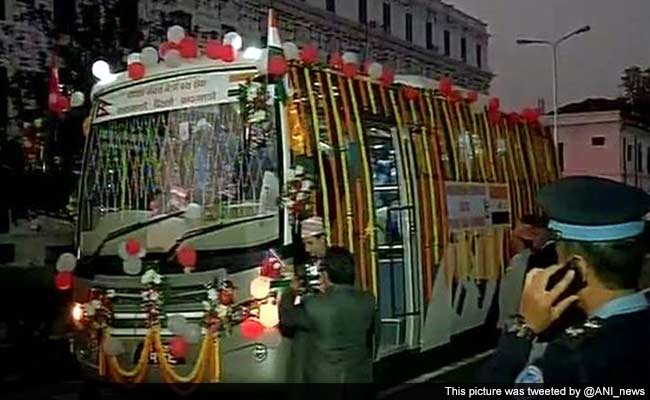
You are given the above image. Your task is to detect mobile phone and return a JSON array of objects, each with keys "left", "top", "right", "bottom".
[{"left": 545, "top": 257, "right": 587, "bottom": 304}]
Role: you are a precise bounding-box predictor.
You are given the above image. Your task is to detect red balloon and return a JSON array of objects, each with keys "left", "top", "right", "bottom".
[
  {"left": 439, "top": 77, "right": 453, "bottom": 97},
  {"left": 221, "top": 44, "right": 235, "bottom": 62},
  {"left": 466, "top": 91, "right": 479, "bottom": 103},
  {"left": 55, "top": 95, "right": 70, "bottom": 113},
  {"left": 260, "top": 257, "right": 282, "bottom": 279},
  {"left": 177, "top": 245, "right": 197, "bottom": 268},
  {"left": 179, "top": 36, "right": 198, "bottom": 58},
  {"left": 521, "top": 107, "right": 540, "bottom": 124},
  {"left": 169, "top": 336, "right": 189, "bottom": 359},
  {"left": 380, "top": 67, "right": 394, "bottom": 86},
  {"left": 268, "top": 55, "right": 288, "bottom": 77},
  {"left": 127, "top": 62, "right": 145, "bottom": 80},
  {"left": 300, "top": 43, "right": 319, "bottom": 65},
  {"left": 329, "top": 53, "right": 343, "bottom": 70},
  {"left": 488, "top": 97, "right": 500, "bottom": 112},
  {"left": 342, "top": 62, "right": 357, "bottom": 78},
  {"left": 125, "top": 237, "right": 141, "bottom": 256},
  {"left": 240, "top": 318, "right": 264, "bottom": 340},
  {"left": 159, "top": 41, "right": 178, "bottom": 58},
  {"left": 205, "top": 40, "right": 222, "bottom": 60},
  {"left": 55, "top": 271, "right": 73, "bottom": 291}
]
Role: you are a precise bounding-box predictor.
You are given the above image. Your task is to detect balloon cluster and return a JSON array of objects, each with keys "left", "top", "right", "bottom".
[
  {"left": 280, "top": 42, "right": 394, "bottom": 85},
  {"left": 124, "top": 26, "right": 244, "bottom": 80}
]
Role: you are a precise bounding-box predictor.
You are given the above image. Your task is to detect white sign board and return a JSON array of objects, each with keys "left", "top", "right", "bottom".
[
  {"left": 445, "top": 182, "right": 510, "bottom": 231},
  {"left": 93, "top": 72, "right": 232, "bottom": 124}
]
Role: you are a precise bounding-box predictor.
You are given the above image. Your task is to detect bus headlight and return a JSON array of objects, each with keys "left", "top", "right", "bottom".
[{"left": 71, "top": 302, "right": 84, "bottom": 322}]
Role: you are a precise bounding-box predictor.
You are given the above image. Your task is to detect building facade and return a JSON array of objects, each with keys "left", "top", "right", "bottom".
[
  {"left": 551, "top": 99, "right": 650, "bottom": 192},
  {"left": 138, "top": 0, "right": 492, "bottom": 90}
]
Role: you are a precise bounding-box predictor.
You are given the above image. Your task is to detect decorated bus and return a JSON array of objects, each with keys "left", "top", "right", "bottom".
[{"left": 58, "top": 11, "right": 558, "bottom": 384}]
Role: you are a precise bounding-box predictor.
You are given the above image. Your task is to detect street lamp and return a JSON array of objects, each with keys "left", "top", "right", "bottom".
[{"left": 516, "top": 25, "right": 591, "bottom": 149}]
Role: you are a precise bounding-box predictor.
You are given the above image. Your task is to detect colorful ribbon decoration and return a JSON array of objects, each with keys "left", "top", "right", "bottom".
[{"left": 99, "top": 328, "right": 220, "bottom": 384}]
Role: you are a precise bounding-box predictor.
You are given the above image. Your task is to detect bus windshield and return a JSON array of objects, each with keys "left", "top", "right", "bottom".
[{"left": 79, "top": 101, "right": 279, "bottom": 241}]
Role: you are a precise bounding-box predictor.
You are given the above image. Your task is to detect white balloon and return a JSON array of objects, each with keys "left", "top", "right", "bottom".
[
  {"left": 92, "top": 60, "right": 111, "bottom": 80},
  {"left": 367, "top": 62, "right": 383, "bottom": 80},
  {"left": 164, "top": 49, "right": 182, "bottom": 68},
  {"left": 103, "top": 337, "right": 125, "bottom": 356},
  {"left": 250, "top": 276, "right": 271, "bottom": 300},
  {"left": 56, "top": 253, "right": 77, "bottom": 272},
  {"left": 223, "top": 32, "right": 242, "bottom": 51},
  {"left": 70, "top": 92, "right": 85, "bottom": 108},
  {"left": 183, "top": 323, "right": 202, "bottom": 344},
  {"left": 259, "top": 302, "right": 279, "bottom": 328},
  {"left": 342, "top": 51, "right": 359, "bottom": 65},
  {"left": 127, "top": 52, "right": 141, "bottom": 65},
  {"left": 185, "top": 203, "right": 202, "bottom": 219},
  {"left": 282, "top": 42, "right": 299, "bottom": 60},
  {"left": 167, "top": 314, "right": 188, "bottom": 335},
  {"left": 123, "top": 257, "right": 142, "bottom": 275},
  {"left": 141, "top": 47, "right": 159, "bottom": 67},
  {"left": 167, "top": 25, "right": 186, "bottom": 44}
]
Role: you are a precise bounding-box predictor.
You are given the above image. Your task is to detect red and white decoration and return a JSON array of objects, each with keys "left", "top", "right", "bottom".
[
  {"left": 55, "top": 252, "right": 77, "bottom": 291},
  {"left": 118, "top": 237, "right": 146, "bottom": 275}
]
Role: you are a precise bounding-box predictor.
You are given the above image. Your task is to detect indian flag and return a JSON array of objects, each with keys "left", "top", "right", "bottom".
[{"left": 265, "top": 8, "right": 289, "bottom": 100}]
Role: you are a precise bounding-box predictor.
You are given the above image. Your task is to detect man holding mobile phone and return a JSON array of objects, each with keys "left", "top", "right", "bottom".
[{"left": 482, "top": 176, "right": 650, "bottom": 384}]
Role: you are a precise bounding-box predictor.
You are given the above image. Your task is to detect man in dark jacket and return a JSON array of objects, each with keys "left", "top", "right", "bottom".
[
  {"left": 279, "top": 246, "right": 378, "bottom": 384},
  {"left": 482, "top": 176, "right": 650, "bottom": 384}
]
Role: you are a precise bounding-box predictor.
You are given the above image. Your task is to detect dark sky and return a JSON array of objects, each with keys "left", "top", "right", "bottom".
[{"left": 449, "top": 0, "right": 650, "bottom": 111}]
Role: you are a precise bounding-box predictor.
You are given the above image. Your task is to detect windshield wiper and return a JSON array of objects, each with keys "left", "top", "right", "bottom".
[
  {"left": 89, "top": 210, "right": 186, "bottom": 259},
  {"left": 165, "top": 213, "right": 277, "bottom": 259}
]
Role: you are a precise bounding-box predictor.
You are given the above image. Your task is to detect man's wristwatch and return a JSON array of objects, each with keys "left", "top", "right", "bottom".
[{"left": 506, "top": 314, "right": 537, "bottom": 340}]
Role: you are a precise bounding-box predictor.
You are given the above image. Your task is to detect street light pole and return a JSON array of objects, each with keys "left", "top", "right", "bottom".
[
  {"left": 516, "top": 25, "right": 591, "bottom": 150},
  {"left": 552, "top": 43, "right": 559, "bottom": 148}
]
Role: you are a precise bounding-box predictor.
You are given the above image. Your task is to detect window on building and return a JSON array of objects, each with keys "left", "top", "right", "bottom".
[
  {"left": 358, "top": 0, "right": 367, "bottom": 24},
  {"left": 638, "top": 144, "right": 643, "bottom": 173},
  {"left": 383, "top": 2, "right": 391, "bottom": 34},
  {"left": 591, "top": 136, "right": 606, "bottom": 146},
  {"left": 476, "top": 44, "right": 483, "bottom": 69},
  {"left": 444, "top": 30, "right": 451, "bottom": 56},
  {"left": 326, "top": 0, "right": 335, "bottom": 13},
  {"left": 461, "top": 37, "right": 467, "bottom": 62},
  {"left": 426, "top": 21, "right": 433, "bottom": 49},
  {"left": 558, "top": 143, "right": 565, "bottom": 173},
  {"left": 628, "top": 144, "right": 633, "bottom": 161},
  {"left": 405, "top": 13, "right": 413, "bottom": 42}
]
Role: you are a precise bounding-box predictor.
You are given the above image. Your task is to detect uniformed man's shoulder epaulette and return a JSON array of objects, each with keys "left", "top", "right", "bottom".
[{"left": 563, "top": 317, "right": 604, "bottom": 343}]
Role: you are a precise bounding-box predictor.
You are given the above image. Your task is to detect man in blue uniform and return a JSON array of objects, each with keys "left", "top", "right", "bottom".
[{"left": 482, "top": 176, "right": 650, "bottom": 384}]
